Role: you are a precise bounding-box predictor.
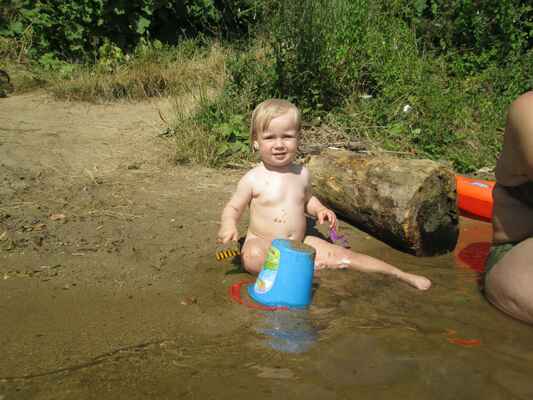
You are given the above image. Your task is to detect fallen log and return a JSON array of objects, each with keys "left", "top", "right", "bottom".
[{"left": 306, "top": 149, "right": 459, "bottom": 256}]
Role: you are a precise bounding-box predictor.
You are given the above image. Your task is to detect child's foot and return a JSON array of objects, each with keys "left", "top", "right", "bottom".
[{"left": 403, "top": 273, "right": 432, "bottom": 290}]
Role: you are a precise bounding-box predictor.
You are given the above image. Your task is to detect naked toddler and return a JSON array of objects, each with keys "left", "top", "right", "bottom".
[{"left": 217, "top": 99, "right": 431, "bottom": 290}]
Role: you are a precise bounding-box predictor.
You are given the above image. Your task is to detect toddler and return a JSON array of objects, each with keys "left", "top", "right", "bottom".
[{"left": 217, "top": 99, "right": 431, "bottom": 290}]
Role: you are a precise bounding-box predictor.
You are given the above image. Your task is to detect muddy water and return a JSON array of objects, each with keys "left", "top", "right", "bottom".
[
  {"left": 1, "top": 93, "right": 531, "bottom": 399},
  {"left": 2, "top": 217, "right": 532, "bottom": 400}
]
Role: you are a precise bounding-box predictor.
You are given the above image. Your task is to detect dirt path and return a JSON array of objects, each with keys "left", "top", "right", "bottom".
[{"left": 0, "top": 92, "right": 253, "bottom": 396}]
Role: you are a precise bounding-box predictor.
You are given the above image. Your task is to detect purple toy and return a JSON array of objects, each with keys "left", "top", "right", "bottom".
[{"left": 329, "top": 227, "right": 350, "bottom": 248}]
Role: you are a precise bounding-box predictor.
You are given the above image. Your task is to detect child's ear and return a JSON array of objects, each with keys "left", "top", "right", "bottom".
[{"left": 253, "top": 141, "right": 259, "bottom": 150}]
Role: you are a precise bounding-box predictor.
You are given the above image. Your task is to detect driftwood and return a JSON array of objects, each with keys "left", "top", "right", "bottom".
[
  {"left": 307, "top": 149, "right": 459, "bottom": 256},
  {"left": 298, "top": 141, "right": 369, "bottom": 156}
]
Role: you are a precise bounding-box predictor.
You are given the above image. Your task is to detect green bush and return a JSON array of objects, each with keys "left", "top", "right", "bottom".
[
  {"left": 0, "top": 0, "right": 264, "bottom": 64},
  {"left": 193, "top": 0, "right": 533, "bottom": 172},
  {"left": 269, "top": 0, "right": 372, "bottom": 113},
  {"left": 401, "top": 0, "right": 533, "bottom": 75},
  {"left": 174, "top": 90, "right": 255, "bottom": 167},
  {"left": 173, "top": 41, "right": 277, "bottom": 167}
]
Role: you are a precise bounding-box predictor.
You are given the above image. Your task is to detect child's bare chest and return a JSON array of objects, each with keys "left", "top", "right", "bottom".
[{"left": 253, "top": 174, "right": 307, "bottom": 207}]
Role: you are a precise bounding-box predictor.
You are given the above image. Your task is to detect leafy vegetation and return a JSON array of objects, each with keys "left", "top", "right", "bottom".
[
  {"left": 0, "top": 0, "right": 261, "bottom": 63},
  {"left": 48, "top": 39, "right": 228, "bottom": 102},
  {"left": 1, "top": 0, "right": 532, "bottom": 171},
  {"left": 188, "top": 0, "right": 533, "bottom": 171}
]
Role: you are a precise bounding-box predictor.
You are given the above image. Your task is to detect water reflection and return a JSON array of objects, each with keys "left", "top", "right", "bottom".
[
  {"left": 254, "top": 309, "right": 318, "bottom": 353},
  {"left": 453, "top": 217, "right": 492, "bottom": 273}
]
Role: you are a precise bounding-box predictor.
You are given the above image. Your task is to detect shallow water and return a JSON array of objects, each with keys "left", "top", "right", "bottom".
[
  {"left": 2, "top": 218, "right": 532, "bottom": 400},
  {"left": 224, "top": 217, "right": 533, "bottom": 399}
]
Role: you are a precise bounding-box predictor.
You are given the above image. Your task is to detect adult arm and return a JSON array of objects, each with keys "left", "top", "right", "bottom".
[{"left": 508, "top": 92, "right": 533, "bottom": 181}]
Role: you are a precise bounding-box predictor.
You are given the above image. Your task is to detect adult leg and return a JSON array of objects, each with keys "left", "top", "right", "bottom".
[
  {"left": 485, "top": 238, "right": 533, "bottom": 324},
  {"left": 240, "top": 234, "right": 271, "bottom": 274},
  {"left": 304, "top": 236, "right": 431, "bottom": 290}
]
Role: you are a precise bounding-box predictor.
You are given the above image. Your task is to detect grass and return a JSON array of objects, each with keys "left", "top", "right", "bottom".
[
  {"left": 1, "top": 4, "right": 530, "bottom": 175},
  {"left": 0, "top": 37, "right": 228, "bottom": 102},
  {"left": 175, "top": 0, "right": 528, "bottom": 174},
  {"left": 49, "top": 40, "right": 228, "bottom": 103}
]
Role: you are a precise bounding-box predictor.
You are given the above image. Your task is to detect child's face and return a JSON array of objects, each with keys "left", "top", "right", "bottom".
[{"left": 254, "top": 111, "right": 299, "bottom": 170}]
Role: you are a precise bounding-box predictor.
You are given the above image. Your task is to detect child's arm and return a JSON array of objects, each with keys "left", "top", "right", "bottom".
[
  {"left": 217, "top": 173, "right": 253, "bottom": 244},
  {"left": 303, "top": 167, "right": 337, "bottom": 228},
  {"left": 306, "top": 195, "right": 337, "bottom": 229}
]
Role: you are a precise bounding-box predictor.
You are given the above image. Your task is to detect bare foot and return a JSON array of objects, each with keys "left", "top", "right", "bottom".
[{"left": 403, "top": 273, "right": 432, "bottom": 290}]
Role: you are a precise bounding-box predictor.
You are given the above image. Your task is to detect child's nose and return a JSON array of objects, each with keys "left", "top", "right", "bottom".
[{"left": 274, "top": 138, "right": 285, "bottom": 148}]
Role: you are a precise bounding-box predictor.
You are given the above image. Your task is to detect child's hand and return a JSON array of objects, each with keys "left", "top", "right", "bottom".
[
  {"left": 317, "top": 208, "right": 337, "bottom": 229},
  {"left": 217, "top": 225, "right": 239, "bottom": 244}
]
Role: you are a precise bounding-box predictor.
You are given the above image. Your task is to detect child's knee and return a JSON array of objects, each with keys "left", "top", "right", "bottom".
[{"left": 241, "top": 245, "right": 266, "bottom": 275}]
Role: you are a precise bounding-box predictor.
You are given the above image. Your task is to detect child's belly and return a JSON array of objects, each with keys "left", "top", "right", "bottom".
[{"left": 248, "top": 211, "right": 307, "bottom": 242}]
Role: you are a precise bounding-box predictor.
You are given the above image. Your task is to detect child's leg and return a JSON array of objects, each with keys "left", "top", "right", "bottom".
[
  {"left": 304, "top": 236, "right": 431, "bottom": 290},
  {"left": 241, "top": 234, "right": 272, "bottom": 275}
]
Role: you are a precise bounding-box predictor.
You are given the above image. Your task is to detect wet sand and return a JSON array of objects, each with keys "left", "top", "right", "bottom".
[{"left": 1, "top": 93, "right": 532, "bottom": 399}]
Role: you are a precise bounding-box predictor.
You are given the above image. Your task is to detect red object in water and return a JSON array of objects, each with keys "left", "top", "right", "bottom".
[
  {"left": 455, "top": 175, "right": 495, "bottom": 222},
  {"left": 229, "top": 279, "right": 288, "bottom": 311},
  {"left": 447, "top": 338, "right": 481, "bottom": 347},
  {"left": 456, "top": 241, "right": 491, "bottom": 273},
  {"left": 446, "top": 328, "right": 482, "bottom": 347}
]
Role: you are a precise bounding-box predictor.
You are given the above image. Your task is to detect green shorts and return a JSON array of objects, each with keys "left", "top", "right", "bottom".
[{"left": 483, "top": 242, "right": 517, "bottom": 286}]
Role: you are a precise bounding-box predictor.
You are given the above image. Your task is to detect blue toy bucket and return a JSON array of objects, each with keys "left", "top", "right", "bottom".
[{"left": 248, "top": 239, "right": 315, "bottom": 308}]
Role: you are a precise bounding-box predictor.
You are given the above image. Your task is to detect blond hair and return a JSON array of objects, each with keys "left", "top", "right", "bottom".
[{"left": 250, "top": 99, "right": 301, "bottom": 143}]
